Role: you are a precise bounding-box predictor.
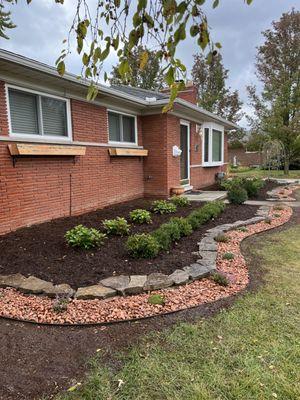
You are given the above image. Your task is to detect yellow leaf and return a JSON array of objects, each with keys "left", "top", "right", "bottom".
[{"left": 140, "top": 51, "right": 149, "bottom": 70}]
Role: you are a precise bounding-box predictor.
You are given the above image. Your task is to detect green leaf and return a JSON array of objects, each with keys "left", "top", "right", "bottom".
[
  {"left": 165, "top": 66, "right": 175, "bottom": 86},
  {"left": 118, "top": 60, "right": 130, "bottom": 77},
  {"left": 215, "top": 42, "right": 222, "bottom": 49},
  {"left": 82, "top": 53, "right": 89, "bottom": 66},
  {"left": 56, "top": 61, "right": 65, "bottom": 76},
  {"left": 87, "top": 85, "right": 98, "bottom": 102},
  {"left": 246, "top": 0, "right": 253, "bottom": 4},
  {"left": 190, "top": 25, "right": 199, "bottom": 37},
  {"left": 137, "top": 0, "right": 147, "bottom": 11},
  {"left": 213, "top": 0, "right": 219, "bottom": 8}
]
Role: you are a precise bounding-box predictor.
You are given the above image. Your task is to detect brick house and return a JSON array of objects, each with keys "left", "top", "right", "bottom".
[{"left": 0, "top": 50, "right": 238, "bottom": 235}]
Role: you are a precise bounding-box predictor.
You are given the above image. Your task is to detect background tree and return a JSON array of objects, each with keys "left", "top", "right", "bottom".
[
  {"left": 109, "top": 46, "right": 164, "bottom": 90},
  {"left": 0, "top": 0, "right": 253, "bottom": 107},
  {"left": 192, "top": 53, "right": 243, "bottom": 123},
  {"left": 247, "top": 9, "right": 300, "bottom": 174}
]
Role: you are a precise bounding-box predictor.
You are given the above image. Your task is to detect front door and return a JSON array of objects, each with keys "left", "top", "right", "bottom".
[{"left": 180, "top": 123, "right": 189, "bottom": 185}]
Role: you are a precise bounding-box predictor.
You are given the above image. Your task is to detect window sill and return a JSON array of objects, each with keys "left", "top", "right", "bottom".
[
  {"left": 202, "top": 162, "right": 224, "bottom": 168},
  {"left": 108, "top": 141, "right": 139, "bottom": 147},
  {"left": 8, "top": 143, "right": 86, "bottom": 157},
  {"left": 108, "top": 147, "right": 148, "bottom": 157}
]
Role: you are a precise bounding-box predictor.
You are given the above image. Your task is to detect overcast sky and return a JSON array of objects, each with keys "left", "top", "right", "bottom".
[{"left": 1, "top": 0, "right": 297, "bottom": 127}]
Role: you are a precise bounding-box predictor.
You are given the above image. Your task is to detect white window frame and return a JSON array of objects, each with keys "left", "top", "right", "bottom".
[
  {"left": 202, "top": 122, "right": 224, "bottom": 167},
  {"left": 107, "top": 109, "right": 138, "bottom": 146},
  {"left": 5, "top": 83, "right": 73, "bottom": 142}
]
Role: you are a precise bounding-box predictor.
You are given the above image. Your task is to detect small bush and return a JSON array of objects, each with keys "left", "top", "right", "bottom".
[
  {"left": 152, "top": 200, "right": 177, "bottom": 214},
  {"left": 129, "top": 209, "right": 152, "bottom": 224},
  {"left": 242, "top": 178, "right": 264, "bottom": 198},
  {"left": 170, "top": 196, "right": 190, "bottom": 207},
  {"left": 222, "top": 252, "right": 235, "bottom": 260},
  {"left": 65, "top": 225, "right": 106, "bottom": 249},
  {"left": 187, "top": 201, "right": 225, "bottom": 230},
  {"left": 52, "top": 294, "right": 70, "bottom": 313},
  {"left": 126, "top": 233, "right": 159, "bottom": 258},
  {"left": 273, "top": 213, "right": 281, "bottom": 218},
  {"left": 169, "top": 217, "right": 193, "bottom": 237},
  {"left": 238, "top": 226, "right": 248, "bottom": 232},
  {"left": 227, "top": 186, "right": 248, "bottom": 205},
  {"left": 215, "top": 233, "right": 230, "bottom": 243},
  {"left": 211, "top": 272, "right": 230, "bottom": 287},
  {"left": 274, "top": 204, "right": 285, "bottom": 211},
  {"left": 148, "top": 294, "right": 165, "bottom": 306},
  {"left": 103, "top": 217, "right": 130, "bottom": 236},
  {"left": 152, "top": 221, "right": 181, "bottom": 250},
  {"left": 264, "top": 217, "right": 272, "bottom": 224}
]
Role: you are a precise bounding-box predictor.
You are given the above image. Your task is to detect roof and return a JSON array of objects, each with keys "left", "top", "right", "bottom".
[
  {"left": 0, "top": 48, "right": 239, "bottom": 130},
  {"left": 111, "top": 85, "right": 169, "bottom": 100}
]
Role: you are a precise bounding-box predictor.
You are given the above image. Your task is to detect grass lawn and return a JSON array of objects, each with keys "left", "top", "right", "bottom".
[
  {"left": 229, "top": 167, "right": 300, "bottom": 179},
  {"left": 57, "top": 221, "right": 300, "bottom": 400}
]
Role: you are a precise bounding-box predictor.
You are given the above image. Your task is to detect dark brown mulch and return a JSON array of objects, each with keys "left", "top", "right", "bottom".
[
  {"left": 0, "top": 199, "right": 258, "bottom": 288},
  {"left": 0, "top": 207, "right": 297, "bottom": 400}
]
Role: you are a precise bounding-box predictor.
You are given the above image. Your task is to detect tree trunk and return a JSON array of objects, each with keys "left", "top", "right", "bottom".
[{"left": 284, "top": 157, "right": 290, "bottom": 175}]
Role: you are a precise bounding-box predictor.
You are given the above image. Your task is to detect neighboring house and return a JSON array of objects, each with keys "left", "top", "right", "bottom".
[
  {"left": 0, "top": 50, "right": 238, "bottom": 235},
  {"left": 228, "top": 147, "right": 262, "bottom": 167}
]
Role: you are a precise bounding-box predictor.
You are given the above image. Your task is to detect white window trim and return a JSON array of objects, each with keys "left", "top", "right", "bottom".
[
  {"left": 202, "top": 122, "right": 224, "bottom": 167},
  {"left": 107, "top": 109, "right": 138, "bottom": 146},
  {"left": 5, "top": 83, "right": 73, "bottom": 142},
  {"left": 180, "top": 119, "right": 190, "bottom": 184}
]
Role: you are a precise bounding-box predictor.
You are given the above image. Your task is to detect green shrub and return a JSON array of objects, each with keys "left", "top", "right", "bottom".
[
  {"left": 222, "top": 252, "right": 235, "bottom": 260},
  {"left": 211, "top": 272, "right": 230, "bottom": 286},
  {"left": 129, "top": 209, "right": 152, "bottom": 224},
  {"left": 170, "top": 196, "right": 190, "bottom": 207},
  {"left": 238, "top": 226, "right": 248, "bottom": 232},
  {"left": 169, "top": 217, "right": 193, "bottom": 237},
  {"left": 103, "top": 217, "right": 130, "bottom": 236},
  {"left": 214, "top": 233, "right": 230, "bottom": 243},
  {"left": 273, "top": 213, "right": 281, "bottom": 218},
  {"left": 148, "top": 294, "right": 165, "bottom": 306},
  {"left": 187, "top": 201, "right": 225, "bottom": 230},
  {"left": 264, "top": 217, "right": 272, "bottom": 225},
  {"left": 227, "top": 186, "right": 248, "bottom": 205},
  {"left": 152, "top": 221, "right": 181, "bottom": 250},
  {"left": 152, "top": 200, "right": 177, "bottom": 214},
  {"left": 126, "top": 233, "right": 160, "bottom": 258},
  {"left": 274, "top": 204, "right": 285, "bottom": 211},
  {"left": 65, "top": 225, "right": 106, "bottom": 250},
  {"left": 242, "top": 178, "right": 264, "bottom": 198}
]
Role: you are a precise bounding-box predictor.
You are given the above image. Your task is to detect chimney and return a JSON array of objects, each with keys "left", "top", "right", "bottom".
[{"left": 161, "top": 80, "right": 198, "bottom": 105}]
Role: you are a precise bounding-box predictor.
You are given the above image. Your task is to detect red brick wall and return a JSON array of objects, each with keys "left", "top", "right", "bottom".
[
  {"left": 0, "top": 81, "right": 9, "bottom": 136},
  {"left": 228, "top": 147, "right": 262, "bottom": 167},
  {"left": 0, "top": 82, "right": 144, "bottom": 235}
]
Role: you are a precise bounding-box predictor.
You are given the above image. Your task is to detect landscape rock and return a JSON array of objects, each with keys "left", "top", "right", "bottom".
[
  {"left": 144, "top": 273, "right": 174, "bottom": 291},
  {"left": 43, "top": 283, "right": 75, "bottom": 298},
  {"left": 100, "top": 275, "right": 130, "bottom": 295},
  {"left": 18, "top": 276, "right": 54, "bottom": 295},
  {"left": 75, "top": 284, "right": 116, "bottom": 300},
  {"left": 198, "top": 251, "right": 217, "bottom": 266},
  {"left": 184, "top": 264, "right": 212, "bottom": 280},
  {"left": 169, "top": 269, "right": 190, "bottom": 285},
  {"left": 124, "top": 275, "right": 147, "bottom": 295},
  {"left": 198, "top": 241, "right": 217, "bottom": 252},
  {"left": 0, "top": 273, "right": 27, "bottom": 289}
]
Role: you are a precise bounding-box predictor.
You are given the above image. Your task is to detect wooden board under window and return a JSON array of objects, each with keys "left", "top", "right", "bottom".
[
  {"left": 108, "top": 148, "right": 148, "bottom": 157},
  {"left": 8, "top": 143, "right": 86, "bottom": 156}
]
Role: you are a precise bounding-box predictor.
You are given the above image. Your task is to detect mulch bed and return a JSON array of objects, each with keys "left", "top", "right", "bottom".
[
  {"left": 0, "top": 207, "right": 296, "bottom": 400},
  {"left": 0, "top": 206, "right": 292, "bottom": 326},
  {"left": 0, "top": 199, "right": 258, "bottom": 288}
]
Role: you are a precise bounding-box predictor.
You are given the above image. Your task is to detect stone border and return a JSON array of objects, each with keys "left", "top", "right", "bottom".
[{"left": 0, "top": 206, "right": 270, "bottom": 301}]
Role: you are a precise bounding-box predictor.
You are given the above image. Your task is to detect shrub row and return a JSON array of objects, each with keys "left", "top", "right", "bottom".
[{"left": 126, "top": 201, "right": 226, "bottom": 259}]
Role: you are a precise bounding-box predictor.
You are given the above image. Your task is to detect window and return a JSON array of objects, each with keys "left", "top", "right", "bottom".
[
  {"left": 108, "top": 111, "right": 136, "bottom": 144},
  {"left": 7, "top": 86, "right": 71, "bottom": 139},
  {"left": 202, "top": 124, "right": 224, "bottom": 166}
]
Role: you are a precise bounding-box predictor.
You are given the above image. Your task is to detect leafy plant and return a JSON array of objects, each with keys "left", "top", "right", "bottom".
[
  {"left": 222, "top": 252, "right": 235, "bottom": 260},
  {"left": 264, "top": 217, "right": 272, "bottom": 224},
  {"left": 65, "top": 225, "right": 106, "bottom": 249},
  {"left": 170, "top": 196, "right": 190, "bottom": 207},
  {"left": 242, "top": 178, "right": 264, "bottom": 198},
  {"left": 227, "top": 186, "right": 248, "bottom": 205},
  {"left": 126, "top": 234, "right": 160, "bottom": 259},
  {"left": 211, "top": 272, "right": 230, "bottom": 287},
  {"left": 152, "top": 200, "right": 177, "bottom": 214},
  {"left": 148, "top": 294, "right": 165, "bottom": 306},
  {"left": 152, "top": 221, "right": 181, "bottom": 251},
  {"left": 187, "top": 201, "right": 225, "bottom": 230},
  {"left": 214, "top": 234, "right": 230, "bottom": 243},
  {"left": 129, "top": 209, "right": 152, "bottom": 224},
  {"left": 273, "top": 213, "right": 281, "bottom": 218},
  {"left": 52, "top": 294, "right": 70, "bottom": 313},
  {"left": 238, "top": 226, "right": 248, "bottom": 232},
  {"left": 103, "top": 217, "right": 130, "bottom": 236}
]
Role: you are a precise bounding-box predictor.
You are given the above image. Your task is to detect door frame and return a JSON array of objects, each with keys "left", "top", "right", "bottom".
[{"left": 180, "top": 119, "right": 190, "bottom": 186}]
